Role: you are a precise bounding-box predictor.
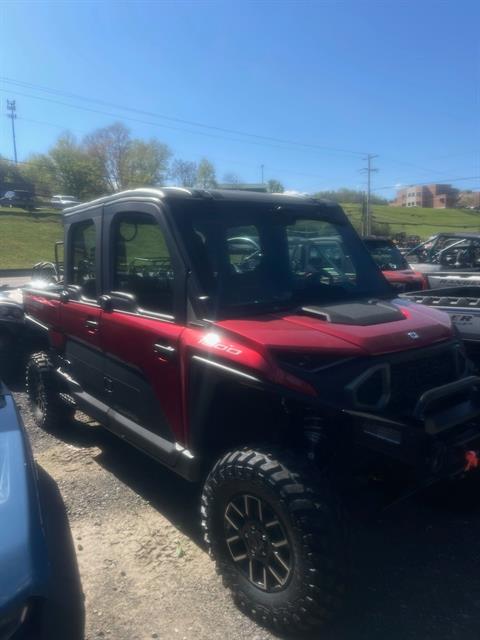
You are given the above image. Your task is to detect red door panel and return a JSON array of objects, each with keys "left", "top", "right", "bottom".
[
  {"left": 59, "top": 300, "right": 103, "bottom": 399},
  {"left": 100, "top": 310, "right": 185, "bottom": 444},
  {"left": 24, "top": 291, "right": 62, "bottom": 331}
]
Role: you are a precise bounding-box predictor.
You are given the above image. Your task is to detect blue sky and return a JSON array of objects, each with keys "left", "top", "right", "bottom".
[{"left": 0, "top": 0, "right": 479, "bottom": 198}]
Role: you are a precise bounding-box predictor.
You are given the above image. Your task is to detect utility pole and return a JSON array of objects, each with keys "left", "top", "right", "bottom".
[
  {"left": 6, "top": 100, "right": 18, "bottom": 164},
  {"left": 360, "top": 154, "right": 378, "bottom": 235},
  {"left": 361, "top": 191, "right": 367, "bottom": 236},
  {"left": 260, "top": 164, "right": 264, "bottom": 184}
]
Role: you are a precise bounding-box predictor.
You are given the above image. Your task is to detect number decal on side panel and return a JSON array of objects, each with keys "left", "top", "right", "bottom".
[{"left": 198, "top": 334, "right": 242, "bottom": 355}]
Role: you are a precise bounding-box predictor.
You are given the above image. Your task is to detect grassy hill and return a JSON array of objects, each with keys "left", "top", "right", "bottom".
[
  {"left": 0, "top": 209, "right": 62, "bottom": 269},
  {"left": 342, "top": 203, "right": 480, "bottom": 238},
  {"left": 1, "top": 203, "right": 479, "bottom": 269}
]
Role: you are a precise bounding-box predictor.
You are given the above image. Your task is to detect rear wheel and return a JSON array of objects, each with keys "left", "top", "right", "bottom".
[
  {"left": 26, "top": 352, "right": 74, "bottom": 430},
  {"left": 201, "top": 447, "right": 348, "bottom": 634}
]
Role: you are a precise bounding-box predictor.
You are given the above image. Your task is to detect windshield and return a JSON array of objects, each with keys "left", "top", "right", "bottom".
[
  {"left": 363, "top": 239, "right": 409, "bottom": 271},
  {"left": 172, "top": 200, "right": 391, "bottom": 317}
]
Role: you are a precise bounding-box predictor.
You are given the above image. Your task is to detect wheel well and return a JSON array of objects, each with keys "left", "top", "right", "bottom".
[{"left": 189, "top": 379, "right": 290, "bottom": 468}]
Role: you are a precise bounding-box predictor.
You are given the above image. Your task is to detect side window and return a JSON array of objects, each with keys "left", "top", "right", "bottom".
[
  {"left": 112, "top": 213, "right": 174, "bottom": 315},
  {"left": 70, "top": 219, "right": 97, "bottom": 299}
]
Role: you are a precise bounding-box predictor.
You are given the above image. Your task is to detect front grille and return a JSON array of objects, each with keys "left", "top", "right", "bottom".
[{"left": 389, "top": 347, "right": 458, "bottom": 414}]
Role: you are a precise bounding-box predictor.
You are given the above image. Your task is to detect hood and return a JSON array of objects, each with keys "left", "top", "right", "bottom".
[{"left": 215, "top": 298, "right": 453, "bottom": 357}]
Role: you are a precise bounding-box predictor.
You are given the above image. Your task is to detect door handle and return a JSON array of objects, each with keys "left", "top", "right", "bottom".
[
  {"left": 84, "top": 319, "right": 99, "bottom": 330},
  {"left": 153, "top": 342, "right": 176, "bottom": 360}
]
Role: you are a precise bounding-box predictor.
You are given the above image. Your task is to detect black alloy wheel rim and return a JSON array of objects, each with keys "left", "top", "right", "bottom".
[{"left": 224, "top": 493, "right": 293, "bottom": 592}]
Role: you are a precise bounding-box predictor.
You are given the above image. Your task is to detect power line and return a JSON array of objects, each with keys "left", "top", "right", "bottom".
[
  {"left": 0, "top": 77, "right": 368, "bottom": 157},
  {"left": 379, "top": 154, "right": 453, "bottom": 177},
  {"left": 10, "top": 115, "right": 333, "bottom": 186},
  {"left": 17, "top": 115, "right": 89, "bottom": 137},
  {"left": 373, "top": 175, "right": 480, "bottom": 192},
  {"left": 6, "top": 134, "right": 332, "bottom": 187},
  {"left": 3, "top": 78, "right": 477, "bottom": 191},
  {"left": 2, "top": 87, "right": 367, "bottom": 160}
]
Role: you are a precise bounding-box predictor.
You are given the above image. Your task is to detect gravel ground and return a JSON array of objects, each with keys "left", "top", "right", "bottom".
[{"left": 12, "top": 388, "right": 480, "bottom": 640}]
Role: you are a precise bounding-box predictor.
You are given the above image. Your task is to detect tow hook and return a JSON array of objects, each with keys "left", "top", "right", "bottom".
[{"left": 464, "top": 450, "right": 480, "bottom": 472}]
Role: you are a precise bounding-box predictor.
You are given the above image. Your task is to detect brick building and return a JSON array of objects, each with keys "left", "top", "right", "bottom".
[{"left": 393, "top": 184, "right": 459, "bottom": 208}]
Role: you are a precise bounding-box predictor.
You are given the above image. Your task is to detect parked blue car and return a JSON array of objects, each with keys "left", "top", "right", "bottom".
[{"left": 0, "top": 382, "right": 49, "bottom": 639}]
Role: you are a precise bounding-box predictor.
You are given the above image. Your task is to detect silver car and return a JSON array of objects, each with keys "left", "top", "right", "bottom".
[{"left": 50, "top": 195, "right": 80, "bottom": 210}]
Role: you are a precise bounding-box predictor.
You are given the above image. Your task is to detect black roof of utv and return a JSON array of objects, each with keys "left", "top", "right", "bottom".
[{"left": 62, "top": 187, "right": 337, "bottom": 218}]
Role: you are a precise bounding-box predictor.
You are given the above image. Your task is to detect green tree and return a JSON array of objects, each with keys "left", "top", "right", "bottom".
[
  {"left": 123, "top": 139, "right": 171, "bottom": 188},
  {"left": 83, "top": 122, "right": 131, "bottom": 191},
  {"left": 19, "top": 154, "right": 57, "bottom": 197},
  {"left": 170, "top": 159, "right": 198, "bottom": 187},
  {"left": 196, "top": 158, "right": 217, "bottom": 188},
  {"left": 84, "top": 122, "right": 171, "bottom": 190},
  {"left": 49, "top": 133, "right": 106, "bottom": 199},
  {"left": 0, "top": 156, "right": 29, "bottom": 191},
  {"left": 267, "top": 179, "right": 284, "bottom": 193}
]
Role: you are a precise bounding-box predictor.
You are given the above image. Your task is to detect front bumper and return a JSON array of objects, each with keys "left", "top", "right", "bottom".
[{"left": 346, "top": 375, "right": 480, "bottom": 479}]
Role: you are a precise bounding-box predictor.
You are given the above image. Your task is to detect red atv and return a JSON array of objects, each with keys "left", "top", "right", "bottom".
[{"left": 22, "top": 189, "right": 480, "bottom": 634}]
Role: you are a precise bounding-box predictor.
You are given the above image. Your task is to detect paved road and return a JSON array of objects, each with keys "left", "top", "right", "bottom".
[
  {"left": 0, "top": 275, "right": 30, "bottom": 288},
  {"left": 10, "top": 384, "right": 480, "bottom": 640}
]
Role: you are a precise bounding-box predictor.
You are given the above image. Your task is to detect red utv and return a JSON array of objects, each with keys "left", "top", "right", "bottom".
[
  {"left": 21, "top": 189, "right": 480, "bottom": 634},
  {"left": 363, "top": 236, "right": 426, "bottom": 292}
]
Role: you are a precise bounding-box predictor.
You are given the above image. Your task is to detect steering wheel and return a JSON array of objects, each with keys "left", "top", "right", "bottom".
[
  {"left": 234, "top": 249, "right": 263, "bottom": 273},
  {"left": 304, "top": 268, "right": 335, "bottom": 286}
]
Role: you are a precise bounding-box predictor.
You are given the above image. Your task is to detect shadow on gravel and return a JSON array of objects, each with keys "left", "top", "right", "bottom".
[
  {"left": 40, "top": 414, "right": 480, "bottom": 640},
  {"left": 321, "top": 478, "right": 480, "bottom": 640},
  {"left": 36, "top": 466, "right": 85, "bottom": 640},
  {"left": 50, "top": 414, "right": 204, "bottom": 546}
]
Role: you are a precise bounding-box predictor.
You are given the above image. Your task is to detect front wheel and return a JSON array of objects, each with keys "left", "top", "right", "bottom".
[
  {"left": 201, "top": 448, "right": 348, "bottom": 634},
  {"left": 26, "top": 352, "right": 75, "bottom": 430}
]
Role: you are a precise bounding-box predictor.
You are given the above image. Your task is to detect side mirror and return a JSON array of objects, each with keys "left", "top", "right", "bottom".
[
  {"left": 60, "top": 285, "right": 82, "bottom": 302},
  {"left": 98, "top": 294, "right": 113, "bottom": 312},
  {"left": 98, "top": 292, "right": 137, "bottom": 313}
]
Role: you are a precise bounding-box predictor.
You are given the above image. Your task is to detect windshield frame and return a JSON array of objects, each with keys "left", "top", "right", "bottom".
[{"left": 168, "top": 199, "right": 393, "bottom": 319}]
